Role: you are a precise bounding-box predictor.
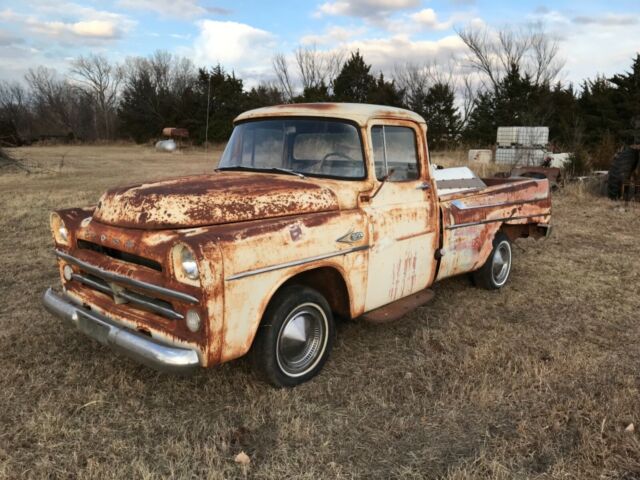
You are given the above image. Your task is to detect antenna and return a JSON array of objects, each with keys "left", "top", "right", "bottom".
[{"left": 205, "top": 71, "right": 211, "bottom": 153}]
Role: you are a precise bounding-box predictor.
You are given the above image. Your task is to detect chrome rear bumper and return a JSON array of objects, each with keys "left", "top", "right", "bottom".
[{"left": 43, "top": 288, "right": 201, "bottom": 374}]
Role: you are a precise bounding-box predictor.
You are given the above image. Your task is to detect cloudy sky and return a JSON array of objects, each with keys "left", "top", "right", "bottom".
[{"left": 0, "top": 0, "right": 638, "bottom": 87}]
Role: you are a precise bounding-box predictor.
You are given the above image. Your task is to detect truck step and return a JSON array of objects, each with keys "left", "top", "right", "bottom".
[{"left": 361, "top": 288, "right": 435, "bottom": 324}]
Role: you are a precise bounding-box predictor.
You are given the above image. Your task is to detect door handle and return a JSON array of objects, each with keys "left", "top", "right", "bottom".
[{"left": 417, "top": 182, "right": 431, "bottom": 190}]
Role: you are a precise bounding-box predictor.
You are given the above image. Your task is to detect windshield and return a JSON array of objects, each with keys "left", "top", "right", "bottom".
[{"left": 218, "top": 118, "right": 365, "bottom": 179}]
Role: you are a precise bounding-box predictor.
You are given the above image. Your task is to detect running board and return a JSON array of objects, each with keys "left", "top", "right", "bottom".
[{"left": 361, "top": 288, "right": 435, "bottom": 324}]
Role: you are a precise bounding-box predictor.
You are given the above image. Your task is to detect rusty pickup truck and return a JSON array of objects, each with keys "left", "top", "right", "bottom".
[{"left": 43, "top": 103, "right": 551, "bottom": 387}]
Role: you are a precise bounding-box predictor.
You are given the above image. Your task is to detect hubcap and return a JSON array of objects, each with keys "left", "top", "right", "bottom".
[
  {"left": 276, "top": 303, "right": 328, "bottom": 377},
  {"left": 491, "top": 241, "right": 512, "bottom": 286}
]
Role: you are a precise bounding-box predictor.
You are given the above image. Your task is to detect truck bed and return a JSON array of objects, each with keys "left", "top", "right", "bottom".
[{"left": 435, "top": 177, "right": 551, "bottom": 281}]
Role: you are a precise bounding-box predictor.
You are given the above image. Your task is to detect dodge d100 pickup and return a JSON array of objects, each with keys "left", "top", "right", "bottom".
[{"left": 43, "top": 103, "right": 551, "bottom": 387}]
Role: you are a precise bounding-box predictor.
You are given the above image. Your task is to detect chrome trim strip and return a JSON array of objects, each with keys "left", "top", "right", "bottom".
[
  {"left": 42, "top": 288, "right": 200, "bottom": 374},
  {"left": 226, "top": 245, "right": 369, "bottom": 281},
  {"left": 72, "top": 273, "right": 184, "bottom": 320},
  {"left": 450, "top": 197, "right": 547, "bottom": 211},
  {"left": 56, "top": 250, "right": 199, "bottom": 304},
  {"left": 445, "top": 214, "right": 550, "bottom": 230}
]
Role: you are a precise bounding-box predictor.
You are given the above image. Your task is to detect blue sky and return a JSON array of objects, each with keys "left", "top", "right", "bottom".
[{"left": 0, "top": 0, "right": 638, "bottom": 87}]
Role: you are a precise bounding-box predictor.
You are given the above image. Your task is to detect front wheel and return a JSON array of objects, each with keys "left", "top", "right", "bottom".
[
  {"left": 472, "top": 232, "right": 513, "bottom": 290},
  {"left": 251, "top": 286, "right": 335, "bottom": 387}
]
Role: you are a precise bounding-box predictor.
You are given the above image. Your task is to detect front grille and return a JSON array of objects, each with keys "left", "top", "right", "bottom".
[
  {"left": 71, "top": 272, "right": 183, "bottom": 320},
  {"left": 77, "top": 239, "right": 162, "bottom": 272}
]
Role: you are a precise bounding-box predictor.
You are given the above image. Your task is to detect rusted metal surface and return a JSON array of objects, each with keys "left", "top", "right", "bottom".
[
  {"left": 162, "top": 127, "right": 189, "bottom": 138},
  {"left": 436, "top": 177, "right": 551, "bottom": 280},
  {"left": 509, "top": 166, "right": 563, "bottom": 189},
  {"left": 93, "top": 173, "right": 341, "bottom": 229},
  {"left": 361, "top": 288, "right": 434, "bottom": 323},
  {"left": 46, "top": 103, "right": 551, "bottom": 372}
]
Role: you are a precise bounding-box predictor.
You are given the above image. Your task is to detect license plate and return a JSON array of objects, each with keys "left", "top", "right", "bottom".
[{"left": 77, "top": 313, "right": 110, "bottom": 345}]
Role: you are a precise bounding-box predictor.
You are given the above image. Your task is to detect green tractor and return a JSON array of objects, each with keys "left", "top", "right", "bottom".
[{"left": 608, "top": 117, "right": 640, "bottom": 199}]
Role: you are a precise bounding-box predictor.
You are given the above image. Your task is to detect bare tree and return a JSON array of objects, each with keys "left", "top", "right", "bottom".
[
  {"left": 26, "top": 67, "right": 75, "bottom": 133},
  {"left": 460, "top": 73, "right": 480, "bottom": 128},
  {"left": 272, "top": 53, "right": 295, "bottom": 102},
  {"left": 394, "top": 60, "right": 459, "bottom": 107},
  {"left": 529, "top": 23, "right": 564, "bottom": 85},
  {"left": 295, "top": 45, "right": 345, "bottom": 91},
  {"left": 457, "top": 23, "right": 564, "bottom": 90},
  {"left": 70, "top": 54, "right": 122, "bottom": 139},
  {"left": 273, "top": 47, "right": 345, "bottom": 101},
  {"left": 0, "top": 81, "right": 32, "bottom": 141}
]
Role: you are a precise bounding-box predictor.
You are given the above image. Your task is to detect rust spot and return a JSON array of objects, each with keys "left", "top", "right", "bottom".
[{"left": 92, "top": 172, "right": 340, "bottom": 230}]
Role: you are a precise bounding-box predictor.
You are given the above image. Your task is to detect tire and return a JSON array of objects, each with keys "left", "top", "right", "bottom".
[
  {"left": 472, "top": 232, "right": 513, "bottom": 290},
  {"left": 608, "top": 147, "right": 639, "bottom": 199},
  {"left": 251, "top": 285, "right": 335, "bottom": 388}
]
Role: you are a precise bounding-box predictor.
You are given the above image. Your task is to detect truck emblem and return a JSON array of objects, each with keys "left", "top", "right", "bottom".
[
  {"left": 337, "top": 230, "right": 364, "bottom": 244},
  {"left": 289, "top": 224, "right": 302, "bottom": 241}
]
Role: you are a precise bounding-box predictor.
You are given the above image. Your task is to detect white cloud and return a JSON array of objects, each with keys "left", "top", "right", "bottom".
[
  {"left": 572, "top": 13, "right": 638, "bottom": 26},
  {"left": 191, "top": 20, "right": 278, "bottom": 82},
  {"left": 332, "top": 34, "right": 468, "bottom": 74},
  {"left": 410, "top": 8, "right": 453, "bottom": 31},
  {"left": 300, "top": 25, "right": 368, "bottom": 46},
  {"left": 528, "top": 8, "right": 640, "bottom": 85},
  {"left": 117, "top": 0, "right": 212, "bottom": 19},
  {"left": 31, "top": 20, "right": 118, "bottom": 39},
  {"left": 316, "top": 0, "right": 420, "bottom": 19},
  {"left": 0, "top": 6, "right": 134, "bottom": 41}
]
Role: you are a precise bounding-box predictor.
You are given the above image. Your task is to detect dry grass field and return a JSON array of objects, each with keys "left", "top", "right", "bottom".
[{"left": 1, "top": 145, "right": 639, "bottom": 479}]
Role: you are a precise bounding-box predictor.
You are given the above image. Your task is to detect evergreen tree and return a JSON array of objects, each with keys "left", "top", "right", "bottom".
[
  {"left": 119, "top": 69, "right": 170, "bottom": 143},
  {"left": 418, "top": 82, "right": 461, "bottom": 150},
  {"left": 293, "top": 82, "right": 332, "bottom": 103},
  {"left": 333, "top": 51, "right": 375, "bottom": 103},
  {"left": 195, "top": 65, "right": 245, "bottom": 143},
  {"left": 578, "top": 76, "right": 619, "bottom": 147},
  {"left": 462, "top": 90, "right": 496, "bottom": 146},
  {"left": 367, "top": 74, "right": 405, "bottom": 107},
  {"left": 244, "top": 84, "right": 285, "bottom": 110},
  {"left": 609, "top": 54, "right": 640, "bottom": 143}
]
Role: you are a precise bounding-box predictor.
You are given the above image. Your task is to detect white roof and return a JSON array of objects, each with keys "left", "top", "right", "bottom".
[{"left": 235, "top": 103, "right": 426, "bottom": 127}]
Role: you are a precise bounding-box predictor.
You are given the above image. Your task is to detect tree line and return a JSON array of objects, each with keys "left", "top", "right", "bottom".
[{"left": 0, "top": 24, "right": 638, "bottom": 162}]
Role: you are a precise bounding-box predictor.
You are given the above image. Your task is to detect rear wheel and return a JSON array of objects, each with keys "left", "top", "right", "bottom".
[
  {"left": 251, "top": 286, "right": 334, "bottom": 387},
  {"left": 472, "top": 232, "right": 512, "bottom": 290},
  {"left": 608, "top": 147, "right": 639, "bottom": 199}
]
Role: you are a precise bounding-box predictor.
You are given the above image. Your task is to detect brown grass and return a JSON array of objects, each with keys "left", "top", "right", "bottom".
[{"left": 1, "top": 145, "right": 639, "bottom": 479}]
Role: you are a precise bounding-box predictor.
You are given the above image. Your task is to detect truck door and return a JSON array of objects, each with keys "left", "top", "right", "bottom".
[{"left": 362, "top": 121, "right": 438, "bottom": 311}]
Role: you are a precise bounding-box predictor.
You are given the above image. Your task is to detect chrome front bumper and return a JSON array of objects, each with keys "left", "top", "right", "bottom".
[{"left": 43, "top": 288, "right": 201, "bottom": 374}]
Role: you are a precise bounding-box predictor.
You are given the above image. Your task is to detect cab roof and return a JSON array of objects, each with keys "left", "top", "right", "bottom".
[{"left": 234, "top": 102, "right": 426, "bottom": 127}]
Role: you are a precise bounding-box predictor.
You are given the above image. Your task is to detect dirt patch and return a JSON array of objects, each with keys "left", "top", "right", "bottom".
[{"left": 0, "top": 145, "right": 638, "bottom": 478}]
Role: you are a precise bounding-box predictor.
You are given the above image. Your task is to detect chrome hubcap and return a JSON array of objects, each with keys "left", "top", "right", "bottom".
[
  {"left": 491, "top": 241, "right": 512, "bottom": 286},
  {"left": 276, "top": 303, "right": 328, "bottom": 377}
]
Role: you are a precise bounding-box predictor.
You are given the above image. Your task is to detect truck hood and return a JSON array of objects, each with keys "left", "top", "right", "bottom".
[{"left": 92, "top": 172, "right": 340, "bottom": 229}]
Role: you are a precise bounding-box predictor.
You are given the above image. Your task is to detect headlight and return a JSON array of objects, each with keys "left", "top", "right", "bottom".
[
  {"left": 181, "top": 248, "right": 199, "bottom": 280},
  {"left": 171, "top": 244, "right": 200, "bottom": 285},
  {"left": 185, "top": 309, "right": 201, "bottom": 332},
  {"left": 63, "top": 264, "right": 73, "bottom": 281},
  {"left": 50, "top": 212, "right": 70, "bottom": 246}
]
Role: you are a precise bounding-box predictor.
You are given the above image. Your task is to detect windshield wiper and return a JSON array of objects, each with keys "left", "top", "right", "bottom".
[
  {"left": 268, "top": 167, "right": 305, "bottom": 178},
  {"left": 216, "top": 165, "right": 305, "bottom": 178},
  {"left": 215, "top": 165, "right": 257, "bottom": 172}
]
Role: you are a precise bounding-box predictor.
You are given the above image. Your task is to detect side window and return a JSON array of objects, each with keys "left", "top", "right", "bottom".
[{"left": 371, "top": 125, "right": 419, "bottom": 181}]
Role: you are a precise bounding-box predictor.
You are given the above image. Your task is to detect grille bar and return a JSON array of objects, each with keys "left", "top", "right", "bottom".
[
  {"left": 56, "top": 250, "right": 198, "bottom": 304},
  {"left": 77, "top": 239, "right": 162, "bottom": 272},
  {"left": 72, "top": 273, "right": 185, "bottom": 321}
]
